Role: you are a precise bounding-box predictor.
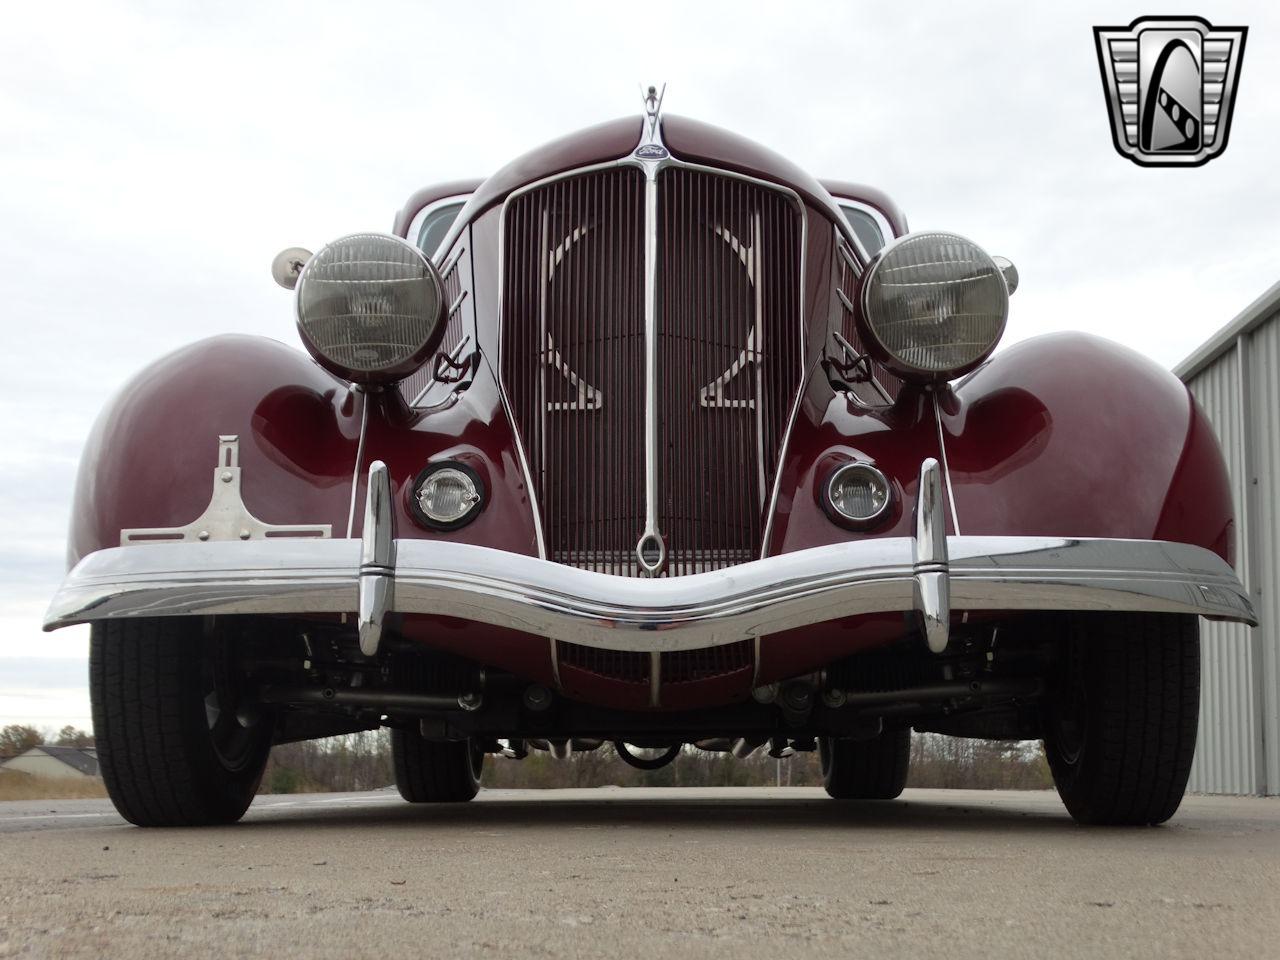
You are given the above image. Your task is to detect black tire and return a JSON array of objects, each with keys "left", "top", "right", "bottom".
[
  {"left": 90, "top": 619, "right": 272, "bottom": 827},
  {"left": 1043, "top": 613, "right": 1199, "bottom": 826},
  {"left": 820, "top": 728, "right": 911, "bottom": 799},
  {"left": 391, "top": 729, "right": 483, "bottom": 802}
]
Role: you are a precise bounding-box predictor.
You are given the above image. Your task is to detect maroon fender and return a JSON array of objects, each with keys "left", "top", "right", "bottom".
[
  {"left": 69, "top": 334, "right": 541, "bottom": 562},
  {"left": 69, "top": 335, "right": 360, "bottom": 566},
  {"left": 764, "top": 332, "right": 1232, "bottom": 560},
  {"left": 941, "top": 332, "right": 1234, "bottom": 565}
]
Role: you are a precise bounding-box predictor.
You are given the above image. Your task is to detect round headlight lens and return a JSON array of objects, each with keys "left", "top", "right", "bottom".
[
  {"left": 296, "top": 233, "right": 445, "bottom": 383},
  {"left": 411, "top": 464, "right": 484, "bottom": 530},
  {"left": 825, "top": 462, "right": 892, "bottom": 527},
  {"left": 860, "top": 232, "right": 1009, "bottom": 380}
]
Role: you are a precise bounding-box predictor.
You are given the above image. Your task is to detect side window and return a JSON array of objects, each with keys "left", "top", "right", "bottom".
[
  {"left": 840, "top": 205, "right": 886, "bottom": 257},
  {"left": 415, "top": 202, "right": 466, "bottom": 258}
]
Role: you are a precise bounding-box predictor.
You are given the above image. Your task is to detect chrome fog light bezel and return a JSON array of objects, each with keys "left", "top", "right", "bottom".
[
  {"left": 823, "top": 461, "right": 893, "bottom": 529},
  {"left": 409, "top": 462, "right": 485, "bottom": 531}
]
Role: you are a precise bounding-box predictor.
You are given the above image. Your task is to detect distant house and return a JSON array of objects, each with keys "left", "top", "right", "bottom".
[{"left": 0, "top": 745, "right": 100, "bottom": 780}]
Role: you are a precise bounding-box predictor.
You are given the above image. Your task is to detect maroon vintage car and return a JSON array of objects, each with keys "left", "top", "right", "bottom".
[{"left": 46, "top": 92, "right": 1255, "bottom": 826}]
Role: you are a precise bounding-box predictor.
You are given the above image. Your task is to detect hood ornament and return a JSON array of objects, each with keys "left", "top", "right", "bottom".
[
  {"left": 640, "top": 83, "right": 666, "bottom": 139},
  {"left": 634, "top": 83, "right": 669, "bottom": 160}
]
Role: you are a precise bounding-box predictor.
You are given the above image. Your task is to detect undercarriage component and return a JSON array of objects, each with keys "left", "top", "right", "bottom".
[
  {"left": 613, "top": 742, "right": 681, "bottom": 770},
  {"left": 259, "top": 685, "right": 482, "bottom": 713}
]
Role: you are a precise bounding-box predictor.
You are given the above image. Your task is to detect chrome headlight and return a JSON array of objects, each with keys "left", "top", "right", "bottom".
[
  {"left": 860, "top": 232, "right": 1009, "bottom": 381},
  {"left": 295, "top": 233, "right": 445, "bottom": 384}
]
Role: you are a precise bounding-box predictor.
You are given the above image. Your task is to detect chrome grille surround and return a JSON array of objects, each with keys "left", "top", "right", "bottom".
[{"left": 498, "top": 153, "right": 807, "bottom": 578}]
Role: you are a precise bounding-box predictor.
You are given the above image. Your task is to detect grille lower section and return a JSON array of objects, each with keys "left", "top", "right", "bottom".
[
  {"left": 556, "top": 642, "right": 649, "bottom": 685},
  {"left": 662, "top": 640, "right": 753, "bottom": 684},
  {"left": 501, "top": 164, "right": 803, "bottom": 581}
]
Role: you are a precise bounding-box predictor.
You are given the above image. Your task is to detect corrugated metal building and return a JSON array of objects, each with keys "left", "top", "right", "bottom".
[{"left": 1176, "top": 281, "right": 1280, "bottom": 795}]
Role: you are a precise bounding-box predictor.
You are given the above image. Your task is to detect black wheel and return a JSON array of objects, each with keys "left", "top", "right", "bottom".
[
  {"left": 819, "top": 728, "right": 911, "bottom": 799},
  {"left": 1043, "top": 613, "right": 1199, "bottom": 826},
  {"left": 90, "top": 618, "right": 272, "bottom": 827},
  {"left": 391, "top": 729, "right": 483, "bottom": 802}
]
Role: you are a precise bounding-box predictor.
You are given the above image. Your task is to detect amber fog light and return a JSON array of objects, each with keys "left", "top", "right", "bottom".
[
  {"left": 410, "top": 463, "right": 485, "bottom": 531},
  {"left": 824, "top": 462, "right": 892, "bottom": 528}
]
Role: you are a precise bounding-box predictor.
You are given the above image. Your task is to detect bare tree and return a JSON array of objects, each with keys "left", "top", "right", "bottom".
[
  {"left": 55, "top": 726, "right": 94, "bottom": 748},
  {"left": 0, "top": 724, "right": 44, "bottom": 759}
]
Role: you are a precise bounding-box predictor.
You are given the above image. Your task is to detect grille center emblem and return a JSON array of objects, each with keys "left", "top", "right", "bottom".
[
  {"left": 1093, "top": 16, "right": 1247, "bottom": 167},
  {"left": 634, "top": 144, "right": 669, "bottom": 160}
]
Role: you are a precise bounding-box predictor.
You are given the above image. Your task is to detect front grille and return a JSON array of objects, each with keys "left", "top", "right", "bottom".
[
  {"left": 501, "top": 165, "right": 803, "bottom": 579},
  {"left": 502, "top": 168, "right": 648, "bottom": 576},
  {"left": 556, "top": 641, "right": 649, "bottom": 685},
  {"left": 662, "top": 640, "right": 753, "bottom": 684}
]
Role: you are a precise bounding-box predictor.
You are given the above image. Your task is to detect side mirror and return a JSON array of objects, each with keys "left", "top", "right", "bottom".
[
  {"left": 992, "top": 256, "right": 1019, "bottom": 295},
  {"left": 271, "top": 247, "right": 313, "bottom": 290}
]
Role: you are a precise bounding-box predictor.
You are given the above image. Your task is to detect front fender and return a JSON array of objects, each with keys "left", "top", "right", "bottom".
[
  {"left": 69, "top": 335, "right": 361, "bottom": 567},
  {"left": 68, "top": 335, "right": 542, "bottom": 568},
  {"left": 943, "top": 332, "right": 1235, "bottom": 565}
]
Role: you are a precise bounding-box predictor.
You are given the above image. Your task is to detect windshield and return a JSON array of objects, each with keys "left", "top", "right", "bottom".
[
  {"left": 415, "top": 202, "right": 466, "bottom": 258},
  {"left": 840, "top": 205, "right": 886, "bottom": 256}
]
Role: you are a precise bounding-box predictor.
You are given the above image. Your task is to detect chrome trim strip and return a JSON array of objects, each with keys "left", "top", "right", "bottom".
[
  {"left": 758, "top": 356, "right": 814, "bottom": 557},
  {"left": 345, "top": 387, "right": 370, "bottom": 539},
  {"left": 636, "top": 136, "right": 663, "bottom": 575},
  {"left": 913, "top": 458, "right": 950, "bottom": 653},
  {"left": 931, "top": 392, "right": 962, "bottom": 535},
  {"left": 47, "top": 535, "right": 1256, "bottom": 646},
  {"left": 358, "top": 460, "right": 395, "bottom": 657}
]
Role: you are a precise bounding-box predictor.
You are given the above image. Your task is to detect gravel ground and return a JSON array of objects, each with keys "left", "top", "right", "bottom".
[{"left": 0, "top": 787, "right": 1277, "bottom": 959}]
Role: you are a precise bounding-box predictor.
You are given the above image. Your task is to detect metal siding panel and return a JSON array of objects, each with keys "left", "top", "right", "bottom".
[
  {"left": 1183, "top": 309, "right": 1280, "bottom": 795},
  {"left": 1185, "top": 345, "right": 1256, "bottom": 794},
  {"left": 1248, "top": 313, "right": 1280, "bottom": 793}
]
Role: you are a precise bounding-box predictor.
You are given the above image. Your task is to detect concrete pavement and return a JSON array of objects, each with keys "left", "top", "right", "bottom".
[{"left": 1, "top": 787, "right": 1277, "bottom": 959}]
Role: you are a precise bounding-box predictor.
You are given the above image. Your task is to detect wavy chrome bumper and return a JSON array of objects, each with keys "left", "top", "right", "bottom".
[{"left": 44, "top": 461, "right": 1257, "bottom": 652}]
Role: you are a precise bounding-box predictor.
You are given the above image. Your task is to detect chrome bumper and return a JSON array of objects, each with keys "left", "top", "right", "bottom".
[{"left": 45, "top": 461, "right": 1257, "bottom": 652}]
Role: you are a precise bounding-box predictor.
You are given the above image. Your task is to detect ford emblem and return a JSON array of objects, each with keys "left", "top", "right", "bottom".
[{"left": 634, "top": 144, "right": 669, "bottom": 160}]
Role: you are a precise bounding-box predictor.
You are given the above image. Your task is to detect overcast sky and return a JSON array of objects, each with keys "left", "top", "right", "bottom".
[{"left": 2, "top": 1, "right": 1276, "bottom": 730}]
